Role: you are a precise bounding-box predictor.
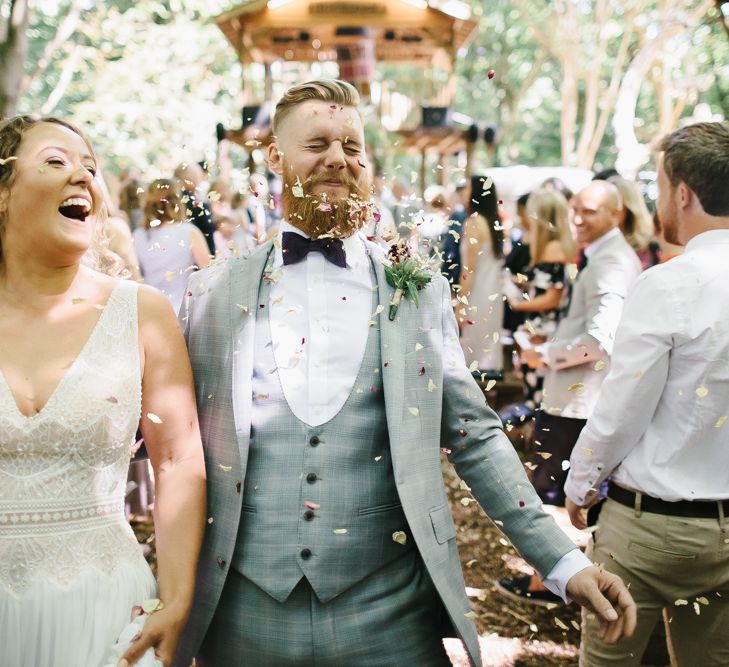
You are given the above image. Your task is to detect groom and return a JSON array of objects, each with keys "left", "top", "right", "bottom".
[{"left": 174, "top": 80, "right": 635, "bottom": 667}]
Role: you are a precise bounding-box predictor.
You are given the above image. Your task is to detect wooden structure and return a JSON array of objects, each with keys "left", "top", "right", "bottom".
[{"left": 213, "top": 0, "right": 479, "bottom": 188}]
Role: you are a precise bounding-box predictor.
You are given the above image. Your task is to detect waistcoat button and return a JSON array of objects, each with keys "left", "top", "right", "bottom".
[
  {"left": 309, "top": 436, "right": 321, "bottom": 446},
  {"left": 306, "top": 472, "right": 317, "bottom": 483},
  {"left": 303, "top": 510, "right": 315, "bottom": 521},
  {"left": 300, "top": 548, "right": 312, "bottom": 559}
]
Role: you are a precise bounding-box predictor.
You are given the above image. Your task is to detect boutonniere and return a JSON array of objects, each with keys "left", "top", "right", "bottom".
[{"left": 384, "top": 241, "right": 436, "bottom": 321}]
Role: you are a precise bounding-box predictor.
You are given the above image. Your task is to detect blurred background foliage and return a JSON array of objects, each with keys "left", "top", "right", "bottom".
[{"left": 1, "top": 0, "right": 726, "bottom": 178}]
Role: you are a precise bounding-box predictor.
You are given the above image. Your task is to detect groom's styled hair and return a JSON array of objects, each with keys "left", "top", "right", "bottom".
[{"left": 272, "top": 79, "right": 361, "bottom": 135}]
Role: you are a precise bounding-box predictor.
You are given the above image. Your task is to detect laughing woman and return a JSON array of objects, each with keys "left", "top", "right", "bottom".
[{"left": 0, "top": 116, "right": 206, "bottom": 667}]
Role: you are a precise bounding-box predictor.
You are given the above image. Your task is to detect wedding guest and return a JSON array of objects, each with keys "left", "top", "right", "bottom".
[
  {"left": 502, "top": 192, "right": 532, "bottom": 333},
  {"left": 509, "top": 189, "right": 576, "bottom": 405},
  {"left": 609, "top": 176, "right": 660, "bottom": 268},
  {"left": 441, "top": 180, "right": 470, "bottom": 287},
  {"left": 566, "top": 121, "right": 729, "bottom": 666},
  {"left": 174, "top": 161, "right": 216, "bottom": 255},
  {"left": 118, "top": 175, "right": 144, "bottom": 231},
  {"left": 133, "top": 178, "right": 210, "bottom": 313},
  {"left": 0, "top": 115, "right": 206, "bottom": 667},
  {"left": 174, "top": 80, "right": 636, "bottom": 667},
  {"left": 458, "top": 174, "right": 505, "bottom": 378},
  {"left": 498, "top": 181, "right": 641, "bottom": 604}
]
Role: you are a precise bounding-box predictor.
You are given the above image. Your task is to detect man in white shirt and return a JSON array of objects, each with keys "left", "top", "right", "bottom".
[
  {"left": 174, "top": 80, "right": 636, "bottom": 667},
  {"left": 498, "top": 182, "right": 641, "bottom": 604},
  {"left": 566, "top": 121, "right": 729, "bottom": 666}
]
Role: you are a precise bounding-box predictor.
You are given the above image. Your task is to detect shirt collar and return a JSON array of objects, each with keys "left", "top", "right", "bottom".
[
  {"left": 684, "top": 228, "right": 729, "bottom": 253},
  {"left": 273, "top": 219, "right": 368, "bottom": 271},
  {"left": 584, "top": 226, "right": 621, "bottom": 259}
]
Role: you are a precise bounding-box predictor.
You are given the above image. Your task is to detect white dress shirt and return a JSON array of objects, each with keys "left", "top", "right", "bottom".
[
  {"left": 269, "top": 220, "right": 374, "bottom": 427},
  {"left": 269, "top": 221, "right": 590, "bottom": 598},
  {"left": 566, "top": 229, "right": 729, "bottom": 504}
]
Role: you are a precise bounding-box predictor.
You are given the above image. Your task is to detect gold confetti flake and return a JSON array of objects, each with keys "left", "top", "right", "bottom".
[
  {"left": 71, "top": 297, "right": 86, "bottom": 305},
  {"left": 632, "top": 370, "right": 643, "bottom": 380},
  {"left": 536, "top": 452, "right": 553, "bottom": 459},
  {"left": 333, "top": 528, "right": 348, "bottom": 535},
  {"left": 468, "top": 361, "right": 478, "bottom": 373},
  {"left": 207, "top": 517, "right": 214, "bottom": 524},
  {"left": 464, "top": 611, "right": 478, "bottom": 620},
  {"left": 460, "top": 497, "right": 475, "bottom": 506},
  {"left": 146, "top": 412, "right": 162, "bottom": 424},
  {"left": 415, "top": 342, "right": 424, "bottom": 351},
  {"left": 392, "top": 530, "right": 407, "bottom": 545},
  {"left": 141, "top": 599, "right": 164, "bottom": 614},
  {"left": 374, "top": 455, "right": 382, "bottom": 462},
  {"left": 674, "top": 599, "right": 689, "bottom": 606},
  {"left": 219, "top": 465, "right": 232, "bottom": 472},
  {"left": 715, "top": 416, "right": 727, "bottom": 428},
  {"left": 408, "top": 407, "right": 419, "bottom": 416},
  {"left": 567, "top": 383, "right": 585, "bottom": 393},
  {"left": 427, "top": 379, "right": 437, "bottom": 392},
  {"left": 696, "top": 386, "right": 709, "bottom": 398},
  {"left": 165, "top": 271, "right": 176, "bottom": 282},
  {"left": 486, "top": 379, "right": 496, "bottom": 391},
  {"left": 554, "top": 617, "right": 569, "bottom": 630},
  {"left": 594, "top": 360, "right": 606, "bottom": 371},
  {"left": 459, "top": 480, "right": 471, "bottom": 491}
]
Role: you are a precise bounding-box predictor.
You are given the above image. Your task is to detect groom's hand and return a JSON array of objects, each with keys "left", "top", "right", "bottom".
[{"left": 566, "top": 566, "right": 637, "bottom": 644}]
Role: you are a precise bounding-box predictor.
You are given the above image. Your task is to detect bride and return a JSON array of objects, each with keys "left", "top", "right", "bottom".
[{"left": 0, "top": 116, "right": 206, "bottom": 666}]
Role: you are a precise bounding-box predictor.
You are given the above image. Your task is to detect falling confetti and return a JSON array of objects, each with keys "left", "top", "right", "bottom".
[
  {"left": 567, "top": 383, "right": 585, "bottom": 393},
  {"left": 464, "top": 611, "right": 478, "bottom": 620},
  {"left": 146, "top": 412, "right": 162, "bottom": 424},
  {"left": 696, "top": 386, "right": 709, "bottom": 398},
  {"left": 219, "top": 464, "right": 232, "bottom": 472},
  {"left": 408, "top": 407, "right": 419, "bottom": 416},
  {"left": 594, "top": 360, "right": 606, "bottom": 371},
  {"left": 427, "top": 379, "right": 437, "bottom": 392},
  {"left": 392, "top": 530, "right": 407, "bottom": 545},
  {"left": 715, "top": 416, "right": 727, "bottom": 428},
  {"left": 333, "top": 528, "right": 348, "bottom": 535}
]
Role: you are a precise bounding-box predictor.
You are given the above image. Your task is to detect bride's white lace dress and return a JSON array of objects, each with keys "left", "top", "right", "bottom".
[{"left": 0, "top": 280, "right": 157, "bottom": 667}]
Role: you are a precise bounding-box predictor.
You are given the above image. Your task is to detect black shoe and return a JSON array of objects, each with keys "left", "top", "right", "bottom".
[{"left": 494, "top": 574, "right": 563, "bottom": 608}]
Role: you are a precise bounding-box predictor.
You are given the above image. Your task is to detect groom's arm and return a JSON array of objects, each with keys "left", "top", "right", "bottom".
[{"left": 436, "top": 276, "right": 579, "bottom": 576}]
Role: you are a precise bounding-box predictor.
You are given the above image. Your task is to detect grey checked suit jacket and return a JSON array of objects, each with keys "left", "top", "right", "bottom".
[
  {"left": 174, "top": 240, "right": 576, "bottom": 667},
  {"left": 542, "top": 231, "right": 642, "bottom": 420}
]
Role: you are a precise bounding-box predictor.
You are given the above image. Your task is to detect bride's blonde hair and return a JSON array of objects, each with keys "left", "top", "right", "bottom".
[{"left": 0, "top": 115, "right": 118, "bottom": 275}]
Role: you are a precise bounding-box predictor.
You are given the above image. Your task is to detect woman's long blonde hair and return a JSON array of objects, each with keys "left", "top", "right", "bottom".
[
  {"left": 526, "top": 189, "right": 576, "bottom": 266},
  {"left": 608, "top": 176, "right": 654, "bottom": 252}
]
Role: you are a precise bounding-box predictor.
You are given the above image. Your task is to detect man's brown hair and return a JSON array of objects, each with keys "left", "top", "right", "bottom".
[
  {"left": 272, "top": 79, "right": 361, "bottom": 135},
  {"left": 659, "top": 122, "right": 729, "bottom": 216}
]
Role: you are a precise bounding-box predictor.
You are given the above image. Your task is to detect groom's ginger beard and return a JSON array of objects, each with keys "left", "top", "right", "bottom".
[{"left": 282, "top": 170, "right": 371, "bottom": 239}]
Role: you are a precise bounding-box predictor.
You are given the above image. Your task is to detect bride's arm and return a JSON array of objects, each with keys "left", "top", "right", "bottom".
[{"left": 121, "top": 285, "right": 207, "bottom": 667}]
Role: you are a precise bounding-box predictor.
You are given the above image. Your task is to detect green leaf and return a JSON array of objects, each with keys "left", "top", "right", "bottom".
[{"left": 407, "top": 281, "right": 420, "bottom": 307}]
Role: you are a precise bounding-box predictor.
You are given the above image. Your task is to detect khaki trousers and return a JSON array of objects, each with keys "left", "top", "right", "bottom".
[{"left": 580, "top": 497, "right": 729, "bottom": 667}]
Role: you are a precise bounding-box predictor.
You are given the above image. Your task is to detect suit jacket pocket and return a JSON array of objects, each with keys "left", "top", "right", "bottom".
[
  {"left": 358, "top": 501, "right": 403, "bottom": 516},
  {"left": 430, "top": 503, "right": 457, "bottom": 544}
]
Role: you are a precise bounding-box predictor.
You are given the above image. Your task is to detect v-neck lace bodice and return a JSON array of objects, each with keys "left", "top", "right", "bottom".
[{"left": 0, "top": 280, "right": 145, "bottom": 596}]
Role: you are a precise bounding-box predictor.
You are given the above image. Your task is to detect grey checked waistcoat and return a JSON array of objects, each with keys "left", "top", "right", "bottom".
[{"left": 231, "top": 257, "right": 413, "bottom": 603}]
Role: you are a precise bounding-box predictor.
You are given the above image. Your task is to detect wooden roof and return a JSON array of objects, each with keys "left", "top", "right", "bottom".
[
  {"left": 214, "top": 0, "right": 478, "bottom": 65},
  {"left": 397, "top": 126, "right": 467, "bottom": 155}
]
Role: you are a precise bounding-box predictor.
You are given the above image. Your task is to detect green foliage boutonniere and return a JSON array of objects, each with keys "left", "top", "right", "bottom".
[{"left": 384, "top": 242, "right": 436, "bottom": 321}]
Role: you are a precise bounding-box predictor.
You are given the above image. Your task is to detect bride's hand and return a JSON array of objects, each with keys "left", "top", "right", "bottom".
[{"left": 117, "top": 603, "right": 188, "bottom": 667}]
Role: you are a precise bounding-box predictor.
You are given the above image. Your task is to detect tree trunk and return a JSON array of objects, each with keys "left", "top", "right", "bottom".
[{"left": 0, "top": 0, "right": 30, "bottom": 117}]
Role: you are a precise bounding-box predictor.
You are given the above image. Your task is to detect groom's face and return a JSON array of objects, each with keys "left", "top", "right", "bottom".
[{"left": 268, "top": 100, "right": 369, "bottom": 209}]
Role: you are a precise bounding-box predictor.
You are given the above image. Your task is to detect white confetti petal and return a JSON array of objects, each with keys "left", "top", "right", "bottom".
[{"left": 146, "top": 412, "right": 162, "bottom": 424}]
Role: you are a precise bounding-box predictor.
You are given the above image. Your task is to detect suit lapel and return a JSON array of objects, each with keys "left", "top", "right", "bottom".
[
  {"left": 229, "top": 243, "right": 275, "bottom": 469},
  {"left": 372, "top": 251, "right": 408, "bottom": 453}
]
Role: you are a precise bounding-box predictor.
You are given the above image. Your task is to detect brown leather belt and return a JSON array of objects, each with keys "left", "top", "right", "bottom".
[{"left": 608, "top": 483, "right": 729, "bottom": 519}]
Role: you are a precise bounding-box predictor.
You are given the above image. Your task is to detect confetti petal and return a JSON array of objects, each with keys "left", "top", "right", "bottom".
[
  {"left": 146, "top": 412, "right": 162, "bottom": 424},
  {"left": 408, "top": 407, "right": 419, "bottom": 416},
  {"left": 696, "top": 386, "right": 709, "bottom": 398},
  {"left": 392, "top": 530, "right": 407, "bottom": 545}
]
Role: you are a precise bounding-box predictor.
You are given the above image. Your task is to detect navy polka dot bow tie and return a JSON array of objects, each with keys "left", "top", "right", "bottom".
[{"left": 281, "top": 231, "right": 347, "bottom": 268}]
